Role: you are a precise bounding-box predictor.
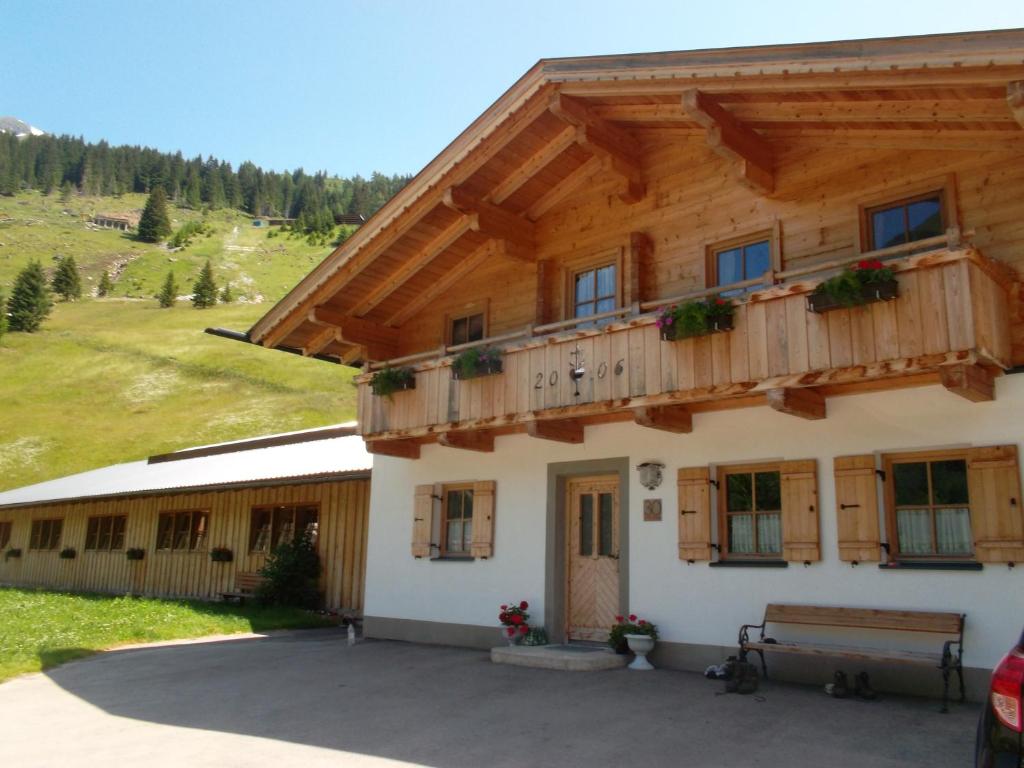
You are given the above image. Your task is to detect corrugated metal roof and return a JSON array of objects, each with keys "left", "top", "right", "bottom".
[{"left": 0, "top": 424, "right": 372, "bottom": 510}]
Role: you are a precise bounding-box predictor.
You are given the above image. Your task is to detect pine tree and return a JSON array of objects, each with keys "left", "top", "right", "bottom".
[
  {"left": 97, "top": 270, "right": 113, "bottom": 297},
  {"left": 137, "top": 187, "right": 173, "bottom": 242},
  {"left": 191, "top": 260, "right": 218, "bottom": 309},
  {"left": 219, "top": 282, "right": 233, "bottom": 303},
  {"left": 59, "top": 180, "right": 74, "bottom": 205},
  {"left": 0, "top": 291, "right": 7, "bottom": 343},
  {"left": 7, "top": 261, "right": 53, "bottom": 332},
  {"left": 51, "top": 256, "right": 83, "bottom": 301},
  {"left": 157, "top": 270, "right": 178, "bottom": 308}
]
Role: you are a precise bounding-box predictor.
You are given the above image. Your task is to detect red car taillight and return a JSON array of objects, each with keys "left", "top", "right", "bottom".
[{"left": 991, "top": 646, "right": 1024, "bottom": 733}]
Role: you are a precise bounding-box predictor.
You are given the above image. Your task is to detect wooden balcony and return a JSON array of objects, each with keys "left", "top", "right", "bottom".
[{"left": 356, "top": 245, "right": 1012, "bottom": 457}]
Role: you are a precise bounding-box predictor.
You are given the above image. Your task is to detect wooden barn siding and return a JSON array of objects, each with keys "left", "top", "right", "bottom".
[
  {"left": 395, "top": 140, "right": 1024, "bottom": 356},
  {"left": 0, "top": 479, "right": 370, "bottom": 612}
]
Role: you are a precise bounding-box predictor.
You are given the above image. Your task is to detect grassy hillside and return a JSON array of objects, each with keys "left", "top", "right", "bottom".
[{"left": 0, "top": 192, "right": 358, "bottom": 492}]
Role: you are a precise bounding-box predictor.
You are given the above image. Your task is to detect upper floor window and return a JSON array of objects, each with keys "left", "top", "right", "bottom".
[
  {"left": 30, "top": 519, "right": 63, "bottom": 551},
  {"left": 156, "top": 510, "right": 208, "bottom": 552},
  {"left": 249, "top": 504, "right": 319, "bottom": 553},
  {"left": 0, "top": 521, "right": 12, "bottom": 549},
  {"left": 709, "top": 236, "right": 772, "bottom": 297},
  {"left": 573, "top": 263, "right": 617, "bottom": 320},
  {"left": 865, "top": 191, "right": 945, "bottom": 251},
  {"left": 450, "top": 312, "right": 484, "bottom": 346},
  {"left": 85, "top": 515, "right": 127, "bottom": 551},
  {"left": 720, "top": 464, "right": 782, "bottom": 558},
  {"left": 441, "top": 486, "right": 474, "bottom": 557},
  {"left": 886, "top": 451, "right": 971, "bottom": 558}
]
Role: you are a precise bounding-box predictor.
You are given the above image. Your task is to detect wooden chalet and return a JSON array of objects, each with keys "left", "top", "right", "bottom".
[{"left": 234, "top": 30, "right": 1024, "bottom": 700}]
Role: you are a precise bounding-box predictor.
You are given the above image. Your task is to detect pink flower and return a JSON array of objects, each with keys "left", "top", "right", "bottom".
[
  {"left": 520, "top": 601, "right": 529, "bottom": 610},
  {"left": 628, "top": 614, "right": 637, "bottom": 622},
  {"left": 500, "top": 604, "right": 507, "bottom": 610}
]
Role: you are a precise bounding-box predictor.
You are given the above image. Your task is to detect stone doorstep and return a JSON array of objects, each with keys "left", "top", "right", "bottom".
[{"left": 491, "top": 645, "right": 630, "bottom": 671}]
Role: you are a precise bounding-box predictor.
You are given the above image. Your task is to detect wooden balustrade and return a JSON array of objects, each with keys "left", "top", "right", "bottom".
[{"left": 357, "top": 248, "right": 1011, "bottom": 442}]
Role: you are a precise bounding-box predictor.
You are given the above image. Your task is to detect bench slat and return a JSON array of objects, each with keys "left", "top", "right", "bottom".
[
  {"left": 763, "top": 604, "right": 962, "bottom": 635},
  {"left": 745, "top": 640, "right": 942, "bottom": 665}
]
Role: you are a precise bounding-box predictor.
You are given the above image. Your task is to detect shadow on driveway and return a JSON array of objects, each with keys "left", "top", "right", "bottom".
[{"left": 0, "top": 629, "right": 979, "bottom": 767}]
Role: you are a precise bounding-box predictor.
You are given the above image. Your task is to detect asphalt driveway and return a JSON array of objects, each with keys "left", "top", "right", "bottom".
[{"left": 0, "top": 628, "right": 979, "bottom": 767}]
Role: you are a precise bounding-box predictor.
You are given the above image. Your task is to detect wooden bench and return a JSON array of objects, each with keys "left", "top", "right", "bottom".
[
  {"left": 738, "top": 604, "right": 965, "bottom": 711},
  {"left": 220, "top": 572, "right": 265, "bottom": 604}
]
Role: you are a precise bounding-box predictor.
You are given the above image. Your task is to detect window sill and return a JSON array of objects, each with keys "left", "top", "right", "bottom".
[
  {"left": 709, "top": 559, "right": 788, "bottom": 568},
  {"left": 878, "top": 561, "right": 983, "bottom": 571},
  {"left": 431, "top": 556, "right": 475, "bottom": 563}
]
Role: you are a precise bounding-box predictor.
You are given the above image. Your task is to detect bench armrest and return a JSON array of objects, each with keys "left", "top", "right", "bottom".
[
  {"left": 738, "top": 622, "right": 765, "bottom": 647},
  {"left": 940, "top": 639, "right": 963, "bottom": 668}
]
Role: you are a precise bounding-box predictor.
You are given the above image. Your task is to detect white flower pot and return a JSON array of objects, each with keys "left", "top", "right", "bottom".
[{"left": 624, "top": 633, "right": 655, "bottom": 670}]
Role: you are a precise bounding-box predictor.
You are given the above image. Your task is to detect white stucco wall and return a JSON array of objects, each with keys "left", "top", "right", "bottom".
[{"left": 364, "top": 374, "right": 1024, "bottom": 669}]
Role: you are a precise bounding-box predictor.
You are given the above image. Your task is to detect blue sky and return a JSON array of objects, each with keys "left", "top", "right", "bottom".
[{"left": 3, "top": 1, "right": 1021, "bottom": 178}]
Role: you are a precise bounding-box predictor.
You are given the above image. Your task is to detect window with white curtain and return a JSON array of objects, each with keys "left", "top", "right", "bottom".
[
  {"left": 890, "top": 455, "right": 972, "bottom": 558},
  {"left": 721, "top": 465, "right": 782, "bottom": 558}
]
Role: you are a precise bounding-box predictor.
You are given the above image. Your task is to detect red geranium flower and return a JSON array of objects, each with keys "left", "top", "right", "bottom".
[
  {"left": 519, "top": 624, "right": 529, "bottom": 635},
  {"left": 500, "top": 604, "right": 508, "bottom": 610},
  {"left": 715, "top": 298, "right": 725, "bottom": 305},
  {"left": 615, "top": 615, "right": 624, "bottom": 623},
  {"left": 506, "top": 626, "right": 515, "bottom": 637},
  {"left": 520, "top": 601, "right": 529, "bottom": 610},
  {"left": 639, "top": 620, "right": 648, "bottom": 626},
  {"left": 511, "top": 614, "right": 523, "bottom": 625},
  {"left": 628, "top": 614, "right": 637, "bottom": 622}
]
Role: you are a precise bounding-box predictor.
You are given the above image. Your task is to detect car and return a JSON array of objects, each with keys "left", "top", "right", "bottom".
[{"left": 976, "top": 626, "right": 1024, "bottom": 767}]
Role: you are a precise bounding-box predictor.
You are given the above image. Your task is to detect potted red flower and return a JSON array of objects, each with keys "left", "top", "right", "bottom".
[
  {"left": 497, "top": 600, "right": 531, "bottom": 646},
  {"left": 808, "top": 258, "right": 898, "bottom": 313}
]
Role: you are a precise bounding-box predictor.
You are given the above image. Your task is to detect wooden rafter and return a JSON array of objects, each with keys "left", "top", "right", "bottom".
[
  {"left": 438, "top": 430, "right": 495, "bottom": 452},
  {"left": 1010, "top": 81, "right": 1024, "bottom": 128},
  {"left": 490, "top": 124, "right": 577, "bottom": 205},
  {"left": 940, "top": 364, "right": 995, "bottom": 402},
  {"left": 526, "top": 155, "right": 603, "bottom": 220},
  {"left": 547, "top": 93, "right": 644, "bottom": 204},
  {"left": 527, "top": 419, "right": 584, "bottom": 443},
  {"left": 348, "top": 217, "right": 473, "bottom": 317},
  {"left": 633, "top": 405, "right": 693, "bottom": 433},
  {"left": 681, "top": 89, "right": 774, "bottom": 195},
  {"left": 442, "top": 186, "right": 535, "bottom": 257},
  {"left": 312, "top": 307, "right": 399, "bottom": 360},
  {"left": 766, "top": 387, "right": 826, "bottom": 420},
  {"left": 386, "top": 240, "right": 495, "bottom": 326},
  {"left": 366, "top": 439, "right": 421, "bottom": 460},
  {"left": 303, "top": 326, "right": 339, "bottom": 357}
]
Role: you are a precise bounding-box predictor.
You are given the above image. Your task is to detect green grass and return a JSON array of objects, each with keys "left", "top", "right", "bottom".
[
  {"left": 0, "top": 191, "right": 359, "bottom": 492},
  {"left": 0, "top": 587, "right": 334, "bottom": 683}
]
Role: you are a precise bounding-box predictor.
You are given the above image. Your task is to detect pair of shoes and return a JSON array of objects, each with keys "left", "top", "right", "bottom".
[
  {"left": 826, "top": 670, "right": 850, "bottom": 698},
  {"left": 854, "top": 671, "right": 877, "bottom": 700}
]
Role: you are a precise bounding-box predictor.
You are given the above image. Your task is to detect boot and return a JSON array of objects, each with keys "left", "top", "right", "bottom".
[
  {"left": 828, "top": 670, "right": 850, "bottom": 698},
  {"left": 854, "top": 671, "right": 877, "bottom": 700}
]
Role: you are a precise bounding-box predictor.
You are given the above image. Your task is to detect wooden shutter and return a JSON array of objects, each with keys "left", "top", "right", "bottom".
[
  {"left": 470, "top": 481, "right": 496, "bottom": 559},
  {"left": 780, "top": 459, "right": 820, "bottom": 563},
  {"left": 967, "top": 445, "right": 1024, "bottom": 563},
  {"left": 677, "top": 467, "right": 712, "bottom": 561},
  {"left": 834, "top": 455, "right": 881, "bottom": 562},
  {"left": 412, "top": 484, "right": 437, "bottom": 558}
]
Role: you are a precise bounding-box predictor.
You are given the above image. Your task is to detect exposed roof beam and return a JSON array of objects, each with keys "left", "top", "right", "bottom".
[
  {"left": 490, "top": 124, "right": 578, "bottom": 205},
  {"left": 526, "top": 155, "right": 603, "bottom": 220},
  {"left": 681, "top": 89, "right": 774, "bottom": 195},
  {"left": 633, "top": 405, "right": 693, "bottom": 433},
  {"left": 1010, "top": 81, "right": 1024, "bottom": 128},
  {"left": 349, "top": 217, "right": 473, "bottom": 317},
  {"left": 303, "top": 326, "right": 339, "bottom": 357},
  {"left": 940, "top": 363, "right": 995, "bottom": 402},
  {"left": 527, "top": 418, "right": 584, "bottom": 444},
  {"left": 386, "top": 240, "right": 495, "bottom": 327},
  {"left": 339, "top": 346, "right": 364, "bottom": 366},
  {"left": 442, "top": 187, "right": 535, "bottom": 253},
  {"left": 438, "top": 430, "right": 496, "bottom": 452},
  {"left": 547, "top": 93, "right": 644, "bottom": 204},
  {"left": 762, "top": 130, "right": 1024, "bottom": 153},
  {"left": 766, "top": 387, "right": 826, "bottom": 420},
  {"left": 311, "top": 307, "right": 399, "bottom": 360},
  {"left": 366, "top": 439, "right": 421, "bottom": 460}
]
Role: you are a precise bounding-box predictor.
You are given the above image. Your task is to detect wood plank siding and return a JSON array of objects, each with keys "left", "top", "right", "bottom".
[
  {"left": 0, "top": 479, "right": 370, "bottom": 613},
  {"left": 356, "top": 249, "right": 1010, "bottom": 439}
]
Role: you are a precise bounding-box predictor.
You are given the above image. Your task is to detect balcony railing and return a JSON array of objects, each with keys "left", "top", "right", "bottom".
[{"left": 356, "top": 238, "right": 1011, "bottom": 443}]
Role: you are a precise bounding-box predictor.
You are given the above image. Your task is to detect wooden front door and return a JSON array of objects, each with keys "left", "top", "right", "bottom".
[{"left": 566, "top": 475, "right": 620, "bottom": 641}]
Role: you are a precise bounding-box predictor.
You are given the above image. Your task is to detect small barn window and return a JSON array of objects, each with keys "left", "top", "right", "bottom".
[
  {"left": 29, "top": 519, "right": 63, "bottom": 551},
  {"left": 85, "top": 515, "right": 127, "bottom": 551},
  {"left": 450, "top": 313, "right": 485, "bottom": 346},
  {"left": 0, "top": 521, "right": 12, "bottom": 549},
  {"left": 155, "top": 511, "right": 208, "bottom": 552},
  {"left": 249, "top": 505, "right": 319, "bottom": 553}
]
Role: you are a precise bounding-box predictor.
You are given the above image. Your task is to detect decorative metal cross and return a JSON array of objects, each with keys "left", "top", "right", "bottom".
[{"left": 569, "top": 343, "right": 585, "bottom": 398}]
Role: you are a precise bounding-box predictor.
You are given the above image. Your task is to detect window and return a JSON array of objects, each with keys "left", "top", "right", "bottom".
[
  {"left": 709, "top": 236, "right": 772, "bottom": 297},
  {"left": 572, "top": 263, "right": 617, "bottom": 321},
  {"left": 865, "top": 191, "right": 945, "bottom": 251},
  {"left": 720, "top": 465, "right": 782, "bottom": 558},
  {"left": 578, "top": 488, "right": 616, "bottom": 557},
  {"left": 0, "top": 521, "right": 11, "bottom": 549},
  {"left": 886, "top": 451, "right": 972, "bottom": 558},
  {"left": 155, "top": 510, "right": 208, "bottom": 552},
  {"left": 85, "top": 515, "right": 127, "bottom": 551},
  {"left": 29, "top": 519, "right": 63, "bottom": 551},
  {"left": 441, "top": 486, "right": 474, "bottom": 556},
  {"left": 249, "top": 505, "right": 319, "bottom": 553},
  {"left": 450, "top": 312, "right": 484, "bottom": 346}
]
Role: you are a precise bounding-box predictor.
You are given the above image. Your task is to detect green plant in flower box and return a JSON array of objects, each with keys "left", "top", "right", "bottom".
[{"left": 370, "top": 366, "right": 416, "bottom": 398}]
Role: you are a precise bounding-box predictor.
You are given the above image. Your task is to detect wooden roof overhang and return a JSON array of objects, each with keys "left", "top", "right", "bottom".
[{"left": 247, "top": 29, "right": 1024, "bottom": 363}]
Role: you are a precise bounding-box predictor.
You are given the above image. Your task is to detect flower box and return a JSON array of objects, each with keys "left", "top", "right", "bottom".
[
  {"left": 807, "top": 279, "right": 898, "bottom": 314},
  {"left": 370, "top": 366, "right": 416, "bottom": 398},
  {"left": 660, "top": 313, "right": 734, "bottom": 341},
  {"left": 210, "top": 547, "right": 234, "bottom": 563},
  {"left": 59, "top": 547, "right": 77, "bottom": 560},
  {"left": 4, "top": 548, "right": 22, "bottom": 561},
  {"left": 126, "top": 548, "right": 145, "bottom": 561},
  {"left": 452, "top": 357, "right": 503, "bottom": 381}
]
